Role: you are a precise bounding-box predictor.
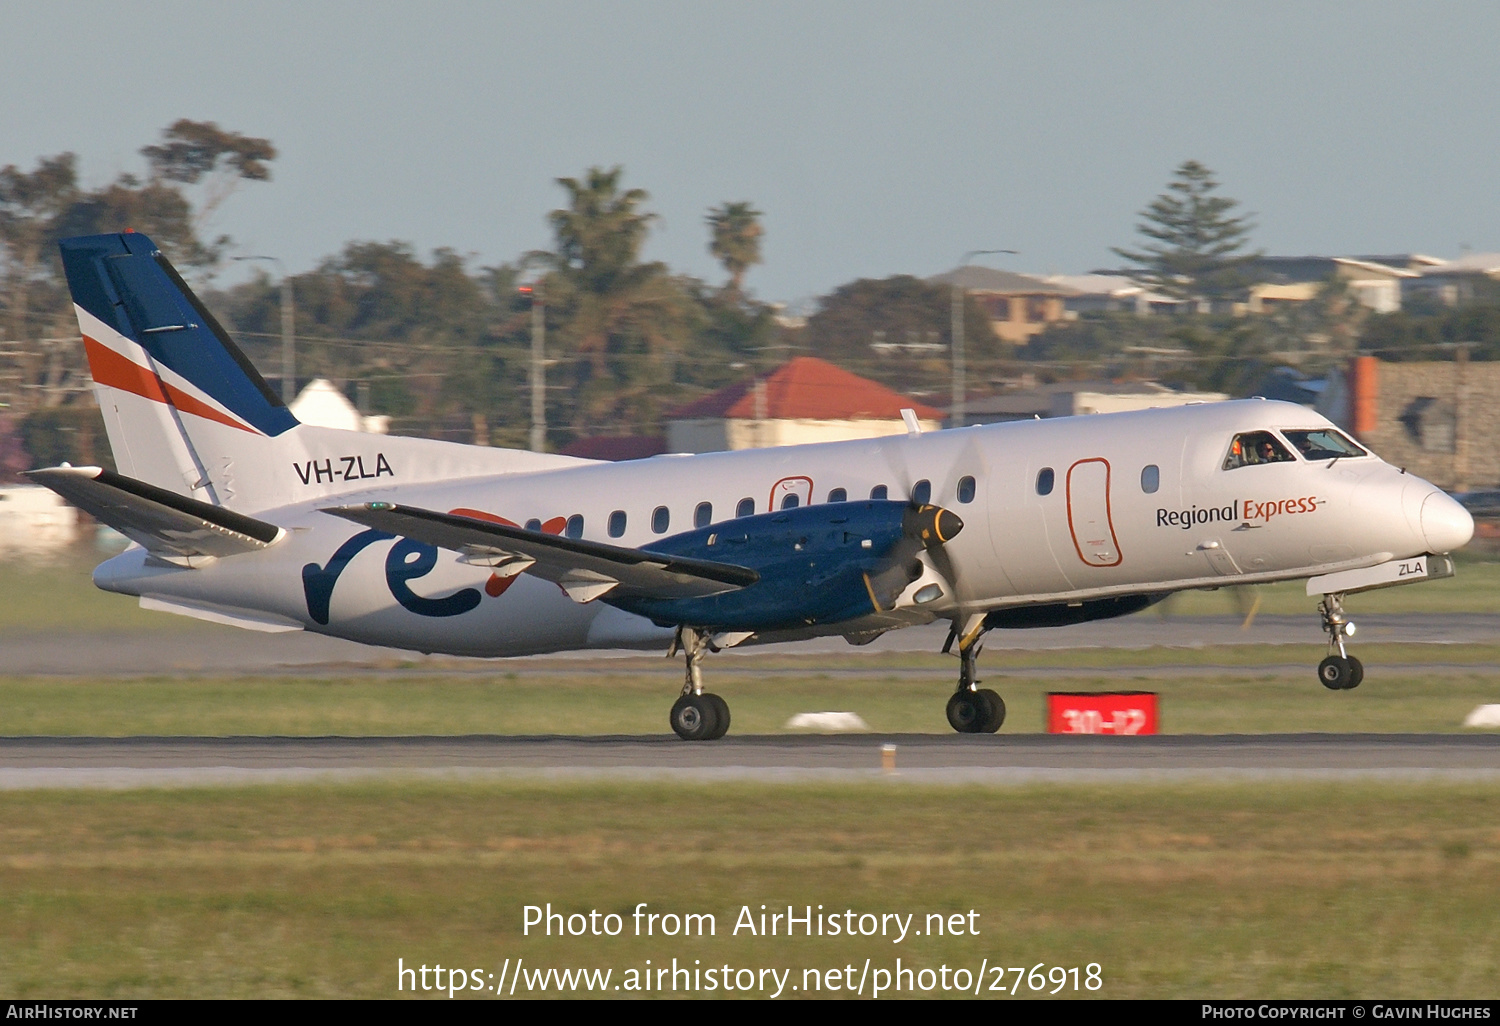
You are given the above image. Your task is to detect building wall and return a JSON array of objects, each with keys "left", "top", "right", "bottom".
[
  {"left": 0, "top": 485, "right": 78, "bottom": 557},
  {"left": 666, "top": 419, "right": 730, "bottom": 454},
  {"left": 1356, "top": 359, "right": 1500, "bottom": 490},
  {"left": 1060, "top": 391, "right": 1228, "bottom": 417},
  {"left": 669, "top": 417, "right": 942, "bottom": 453},
  {"left": 979, "top": 293, "right": 1070, "bottom": 344}
]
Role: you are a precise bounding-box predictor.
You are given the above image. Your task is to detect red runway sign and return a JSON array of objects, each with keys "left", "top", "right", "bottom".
[{"left": 1047, "top": 691, "right": 1159, "bottom": 735}]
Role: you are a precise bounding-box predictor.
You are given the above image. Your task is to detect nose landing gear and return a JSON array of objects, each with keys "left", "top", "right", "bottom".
[
  {"left": 668, "top": 627, "right": 731, "bottom": 740},
  {"left": 1316, "top": 593, "right": 1363, "bottom": 690},
  {"left": 943, "top": 619, "right": 1005, "bottom": 733}
]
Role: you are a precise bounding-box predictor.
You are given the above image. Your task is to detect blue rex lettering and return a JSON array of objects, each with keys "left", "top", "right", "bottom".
[
  {"left": 302, "top": 529, "right": 480, "bottom": 624},
  {"left": 385, "top": 537, "right": 482, "bottom": 618}
]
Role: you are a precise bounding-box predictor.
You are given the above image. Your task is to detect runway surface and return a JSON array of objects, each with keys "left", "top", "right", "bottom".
[
  {"left": 2, "top": 733, "right": 1498, "bottom": 787},
  {"left": 6, "top": 613, "right": 1500, "bottom": 675}
]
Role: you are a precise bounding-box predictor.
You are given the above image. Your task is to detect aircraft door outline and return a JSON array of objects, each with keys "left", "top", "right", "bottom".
[
  {"left": 769, "top": 476, "right": 813, "bottom": 511},
  {"left": 1066, "top": 458, "right": 1123, "bottom": 567}
]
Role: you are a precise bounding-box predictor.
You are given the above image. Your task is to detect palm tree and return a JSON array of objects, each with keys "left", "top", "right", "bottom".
[
  {"left": 540, "top": 167, "right": 690, "bottom": 433},
  {"left": 706, "top": 201, "right": 763, "bottom": 296}
]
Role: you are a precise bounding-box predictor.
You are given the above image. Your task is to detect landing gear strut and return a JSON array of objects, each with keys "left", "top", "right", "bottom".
[
  {"left": 943, "top": 618, "right": 1005, "bottom": 733},
  {"left": 1316, "top": 592, "right": 1363, "bottom": 691},
  {"left": 667, "top": 627, "right": 731, "bottom": 740}
]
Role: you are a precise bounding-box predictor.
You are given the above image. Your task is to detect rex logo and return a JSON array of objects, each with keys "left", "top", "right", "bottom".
[{"left": 301, "top": 508, "right": 574, "bottom": 623}]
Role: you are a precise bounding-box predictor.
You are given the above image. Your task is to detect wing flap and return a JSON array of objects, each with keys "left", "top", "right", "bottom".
[
  {"left": 323, "top": 502, "right": 758, "bottom": 601},
  {"left": 25, "top": 465, "right": 282, "bottom": 559}
]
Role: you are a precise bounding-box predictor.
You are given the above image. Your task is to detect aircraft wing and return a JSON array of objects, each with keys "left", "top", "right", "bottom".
[
  {"left": 25, "top": 465, "right": 283, "bottom": 559},
  {"left": 323, "top": 502, "right": 759, "bottom": 602}
]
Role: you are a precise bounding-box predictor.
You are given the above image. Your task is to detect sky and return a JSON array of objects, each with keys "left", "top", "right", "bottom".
[{"left": 4, "top": 1, "right": 1499, "bottom": 305}]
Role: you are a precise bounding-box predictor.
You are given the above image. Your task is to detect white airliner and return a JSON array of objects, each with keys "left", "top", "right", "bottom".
[{"left": 30, "top": 232, "right": 1475, "bottom": 739}]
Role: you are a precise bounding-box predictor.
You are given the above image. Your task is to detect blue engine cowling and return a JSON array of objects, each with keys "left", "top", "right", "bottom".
[{"left": 612, "top": 500, "right": 960, "bottom": 632}]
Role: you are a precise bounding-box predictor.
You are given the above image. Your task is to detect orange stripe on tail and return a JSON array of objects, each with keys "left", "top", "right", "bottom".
[{"left": 83, "top": 334, "right": 258, "bottom": 434}]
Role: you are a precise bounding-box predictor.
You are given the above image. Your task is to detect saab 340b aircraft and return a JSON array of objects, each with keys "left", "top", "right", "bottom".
[{"left": 28, "top": 232, "right": 1475, "bottom": 739}]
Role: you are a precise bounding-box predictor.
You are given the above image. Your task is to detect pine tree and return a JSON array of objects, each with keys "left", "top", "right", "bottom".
[{"left": 1113, "top": 161, "right": 1260, "bottom": 306}]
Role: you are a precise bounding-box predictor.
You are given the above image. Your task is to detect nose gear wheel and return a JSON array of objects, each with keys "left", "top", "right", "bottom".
[{"left": 1316, "top": 593, "right": 1363, "bottom": 690}]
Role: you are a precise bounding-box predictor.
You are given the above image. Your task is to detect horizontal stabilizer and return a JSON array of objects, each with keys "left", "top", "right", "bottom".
[
  {"left": 25, "top": 465, "right": 283, "bottom": 559},
  {"left": 324, "top": 502, "right": 758, "bottom": 602}
]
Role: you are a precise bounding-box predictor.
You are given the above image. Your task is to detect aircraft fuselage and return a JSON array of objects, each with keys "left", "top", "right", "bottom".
[{"left": 91, "top": 399, "right": 1470, "bottom": 659}]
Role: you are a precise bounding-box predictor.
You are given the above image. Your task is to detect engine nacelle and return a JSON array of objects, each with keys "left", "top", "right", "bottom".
[
  {"left": 982, "top": 593, "right": 1167, "bottom": 630},
  {"left": 613, "top": 500, "right": 961, "bottom": 632}
]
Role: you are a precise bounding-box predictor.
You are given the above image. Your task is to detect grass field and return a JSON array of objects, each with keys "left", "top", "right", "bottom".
[
  {"left": 2, "top": 659, "right": 1499, "bottom": 735},
  {"left": 0, "top": 781, "right": 1495, "bottom": 999}
]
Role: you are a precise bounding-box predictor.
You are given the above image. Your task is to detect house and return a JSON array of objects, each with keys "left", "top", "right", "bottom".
[
  {"left": 961, "top": 380, "right": 1228, "bottom": 424},
  {"left": 928, "top": 266, "right": 1081, "bottom": 344},
  {"left": 1040, "top": 274, "right": 1182, "bottom": 316},
  {"left": 665, "top": 357, "right": 943, "bottom": 453},
  {"left": 0, "top": 484, "right": 78, "bottom": 558},
  {"left": 1403, "top": 252, "right": 1500, "bottom": 307},
  {"left": 289, "top": 378, "right": 390, "bottom": 433},
  {"left": 1242, "top": 257, "right": 1419, "bottom": 315}
]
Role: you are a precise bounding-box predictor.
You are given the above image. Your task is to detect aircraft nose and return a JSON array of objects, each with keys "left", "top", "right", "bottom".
[{"left": 1421, "top": 490, "right": 1474, "bottom": 553}]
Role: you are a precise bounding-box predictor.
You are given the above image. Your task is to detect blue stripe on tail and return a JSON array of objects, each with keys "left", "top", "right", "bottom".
[{"left": 60, "top": 232, "right": 298, "bottom": 437}]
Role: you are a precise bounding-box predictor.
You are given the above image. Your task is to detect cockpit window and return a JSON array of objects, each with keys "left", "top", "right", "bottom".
[
  {"left": 1223, "top": 431, "right": 1295, "bottom": 470},
  {"left": 1282, "top": 429, "right": 1368, "bottom": 461}
]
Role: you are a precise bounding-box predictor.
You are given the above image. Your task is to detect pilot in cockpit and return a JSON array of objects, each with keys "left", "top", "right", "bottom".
[{"left": 1224, "top": 431, "right": 1294, "bottom": 470}]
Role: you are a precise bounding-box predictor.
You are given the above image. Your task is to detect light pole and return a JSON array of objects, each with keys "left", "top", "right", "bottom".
[
  {"left": 235, "top": 255, "right": 295, "bottom": 402},
  {"left": 519, "top": 282, "right": 546, "bottom": 452},
  {"left": 951, "top": 248, "right": 1016, "bottom": 429}
]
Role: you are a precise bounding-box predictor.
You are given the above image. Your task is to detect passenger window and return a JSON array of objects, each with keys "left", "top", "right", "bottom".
[
  {"left": 1036, "top": 468, "right": 1054, "bottom": 496},
  {"left": 780, "top": 493, "right": 800, "bottom": 510},
  {"left": 870, "top": 485, "right": 888, "bottom": 500},
  {"left": 1223, "top": 431, "right": 1295, "bottom": 470},
  {"left": 1141, "top": 465, "right": 1160, "bottom": 494},
  {"left": 525, "top": 518, "right": 542, "bottom": 532},
  {"left": 736, "top": 497, "right": 755, "bottom": 517},
  {"left": 694, "top": 502, "right": 712, "bottom": 528},
  {"left": 957, "top": 476, "right": 976, "bottom": 504},
  {"left": 608, "top": 510, "right": 626, "bottom": 537},
  {"left": 911, "top": 480, "right": 932, "bottom": 505},
  {"left": 652, "top": 506, "right": 670, "bottom": 533},
  {"left": 565, "top": 514, "right": 584, "bottom": 539},
  {"left": 828, "top": 488, "right": 847, "bottom": 503}
]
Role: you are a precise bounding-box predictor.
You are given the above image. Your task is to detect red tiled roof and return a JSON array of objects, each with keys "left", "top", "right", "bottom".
[{"left": 668, "top": 357, "right": 942, "bottom": 422}]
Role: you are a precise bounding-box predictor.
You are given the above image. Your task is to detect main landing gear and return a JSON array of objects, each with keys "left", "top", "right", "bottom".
[
  {"left": 943, "top": 618, "right": 1005, "bottom": 734},
  {"left": 1316, "top": 592, "right": 1363, "bottom": 691},
  {"left": 668, "top": 627, "right": 731, "bottom": 741}
]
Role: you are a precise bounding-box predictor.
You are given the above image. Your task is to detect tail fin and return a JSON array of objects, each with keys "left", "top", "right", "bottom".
[
  {"left": 60, "top": 231, "right": 298, "bottom": 502},
  {"left": 60, "top": 231, "right": 587, "bottom": 514}
]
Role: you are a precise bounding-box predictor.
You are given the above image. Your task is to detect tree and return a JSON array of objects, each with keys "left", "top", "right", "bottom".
[
  {"left": 801, "top": 275, "right": 999, "bottom": 397},
  {"left": 0, "top": 154, "right": 78, "bottom": 344},
  {"left": 539, "top": 166, "right": 691, "bottom": 435},
  {"left": 140, "top": 119, "right": 277, "bottom": 229},
  {"left": 0, "top": 124, "right": 275, "bottom": 429},
  {"left": 706, "top": 201, "right": 763, "bottom": 295},
  {"left": 1113, "top": 160, "right": 1260, "bottom": 306}
]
